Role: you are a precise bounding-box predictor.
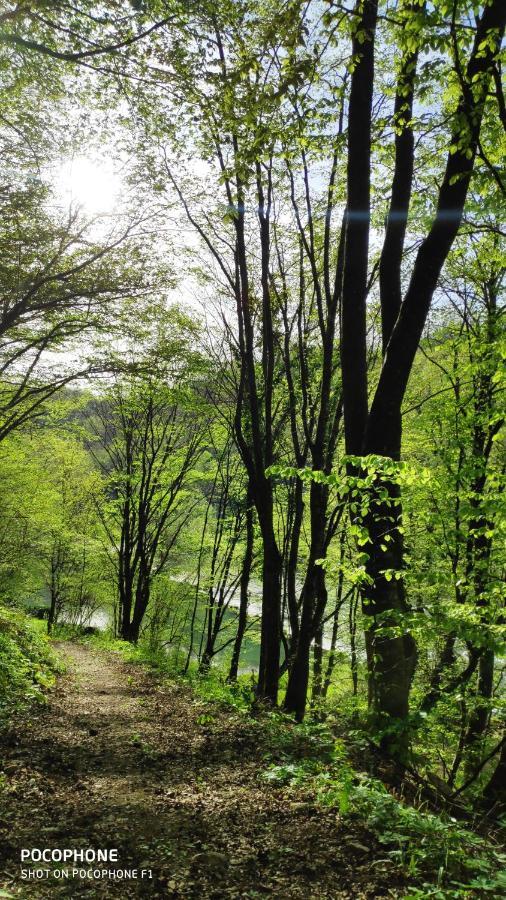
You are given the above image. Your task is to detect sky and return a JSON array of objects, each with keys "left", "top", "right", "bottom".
[{"left": 54, "top": 155, "right": 124, "bottom": 216}]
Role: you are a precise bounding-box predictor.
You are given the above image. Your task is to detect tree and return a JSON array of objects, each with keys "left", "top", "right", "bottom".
[
  {"left": 404, "top": 236, "right": 505, "bottom": 782},
  {"left": 337, "top": 0, "right": 505, "bottom": 752},
  {"left": 0, "top": 3, "right": 165, "bottom": 446},
  {"left": 132, "top": 2, "right": 301, "bottom": 700},
  {"left": 198, "top": 437, "right": 252, "bottom": 673},
  {"left": 0, "top": 180, "right": 154, "bottom": 442},
  {"left": 92, "top": 376, "right": 205, "bottom": 642},
  {"left": 38, "top": 433, "right": 105, "bottom": 633},
  {"left": 0, "top": 421, "right": 105, "bottom": 628}
]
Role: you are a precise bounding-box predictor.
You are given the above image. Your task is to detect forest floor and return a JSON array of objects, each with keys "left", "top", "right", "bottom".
[{"left": 0, "top": 642, "right": 411, "bottom": 898}]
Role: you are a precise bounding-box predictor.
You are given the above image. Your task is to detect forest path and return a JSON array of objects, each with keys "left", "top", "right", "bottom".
[{"left": 0, "top": 642, "right": 403, "bottom": 899}]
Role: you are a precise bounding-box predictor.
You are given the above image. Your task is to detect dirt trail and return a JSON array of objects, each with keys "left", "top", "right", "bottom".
[{"left": 0, "top": 643, "right": 403, "bottom": 898}]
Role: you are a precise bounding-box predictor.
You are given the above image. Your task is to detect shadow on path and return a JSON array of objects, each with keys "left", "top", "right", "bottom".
[{"left": 0, "top": 642, "right": 403, "bottom": 899}]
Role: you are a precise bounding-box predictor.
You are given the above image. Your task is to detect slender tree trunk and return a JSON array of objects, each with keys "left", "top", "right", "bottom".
[
  {"left": 311, "top": 626, "right": 323, "bottom": 706},
  {"left": 284, "top": 493, "right": 329, "bottom": 717},
  {"left": 349, "top": 590, "right": 359, "bottom": 697},
  {"left": 286, "top": 479, "right": 304, "bottom": 653},
  {"left": 448, "top": 699, "right": 468, "bottom": 787},
  {"left": 284, "top": 561, "right": 328, "bottom": 720},
  {"left": 231, "top": 164, "right": 282, "bottom": 703},
  {"left": 257, "top": 517, "right": 282, "bottom": 702},
  {"left": 463, "top": 649, "right": 494, "bottom": 775},
  {"left": 184, "top": 481, "right": 215, "bottom": 673},
  {"left": 199, "top": 584, "right": 215, "bottom": 673},
  {"left": 378, "top": 1, "right": 422, "bottom": 351},
  {"left": 118, "top": 557, "right": 134, "bottom": 640},
  {"left": 322, "top": 534, "right": 347, "bottom": 698},
  {"left": 228, "top": 491, "right": 254, "bottom": 681},
  {"left": 284, "top": 611, "right": 312, "bottom": 719},
  {"left": 322, "top": 605, "right": 341, "bottom": 699},
  {"left": 47, "top": 592, "right": 58, "bottom": 635},
  {"left": 421, "top": 634, "right": 457, "bottom": 712},
  {"left": 47, "top": 546, "right": 64, "bottom": 635}
]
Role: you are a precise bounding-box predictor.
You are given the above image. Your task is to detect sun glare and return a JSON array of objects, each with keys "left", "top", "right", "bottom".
[{"left": 56, "top": 155, "right": 123, "bottom": 216}]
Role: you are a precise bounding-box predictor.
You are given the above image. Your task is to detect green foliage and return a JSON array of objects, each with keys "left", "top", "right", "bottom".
[
  {"left": 261, "top": 734, "right": 506, "bottom": 897},
  {"left": 189, "top": 669, "right": 254, "bottom": 713},
  {"left": 0, "top": 3, "right": 504, "bottom": 892},
  {"left": 0, "top": 605, "right": 60, "bottom": 721},
  {"left": 0, "top": 427, "right": 110, "bottom": 626}
]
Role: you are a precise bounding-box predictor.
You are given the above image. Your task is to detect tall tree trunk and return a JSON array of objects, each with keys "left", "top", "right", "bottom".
[
  {"left": 257, "top": 512, "right": 282, "bottom": 702},
  {"left": 47, "top": 593, "right": 58, "bottom": 636},
  {"left": 231, "top": 161, "right": 282, "bottom": 702},
  {"left": 311, "top": 626, "right": 324, "bottom": 706},
  {"left": 284, "top": 481, "right": 328, "bottom": 719},
  {"left": 339, "top": 0, "right": 505, "bottom": 757},
  {"left": 285, "top": 479, "right": 304, "bottom": 654},
  {"left": 349, "top": 590, "right": 359, "bottom": 697},
  {"left": 322, "top": 533, "right": 347, "bottom": 698},
  {"left": 340, "top": 0, "right": 377, "bottom": 456},
  {"left": 378, "top": 0, "right": 423, "bottom": 352},
  {"left": 228, "top": 490, "right": 254, "bottom": 682},
  {"left": 362, "top": 479, "right": 417, "bottom": 748},
  {"left": 124, "top": 593, "right": 149, "bottom": 644}
]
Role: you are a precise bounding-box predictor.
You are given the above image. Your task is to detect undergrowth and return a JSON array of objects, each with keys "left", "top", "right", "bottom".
[
  {"left": 261, "top": 739, "right": 506, "bottom": 898},
  {"left": 66, "top": 630, "right": 506, "bottom": 898},
  {"left": 0, "top": 604, "right": 60, "bottom": 722}
]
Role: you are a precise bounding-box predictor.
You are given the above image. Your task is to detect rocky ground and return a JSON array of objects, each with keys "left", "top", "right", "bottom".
[{"left": 0, "top": 642, "right": 407, "bottom": 898}]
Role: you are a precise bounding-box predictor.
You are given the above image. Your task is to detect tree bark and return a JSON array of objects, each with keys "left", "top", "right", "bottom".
[
  {"left": 228, "top": 490, "right": 254, "bottom": 682},
  {"left": 339, "top": 0, "right": 505, "bottom": 756},
  {"left": 257, "top": 508, "right": 283, "bottom": 702},
  {"left": 340, "top": 0, "right": 377, "bottom": 456},
  {"left": 483, "top": 734, "right": 506, "bottom": 808},
  {"left": 311, "top": 626, "right": 324, "bottom": 706},
  {"left": 284, "top": 481, "right": 329, "bottom": 719}
]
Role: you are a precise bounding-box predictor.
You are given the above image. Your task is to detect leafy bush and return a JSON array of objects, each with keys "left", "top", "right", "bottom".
[
  {"left": 187, "top": 668, "right": 254, "bottom": 712},
  {"left": 0, "top": 604, "right": 60, "bottom": 721}
]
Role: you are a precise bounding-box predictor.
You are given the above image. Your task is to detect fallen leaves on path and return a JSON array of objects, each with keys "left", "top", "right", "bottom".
[{"left": 0, "top": 643, "right": 406, "bottom": 898}]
